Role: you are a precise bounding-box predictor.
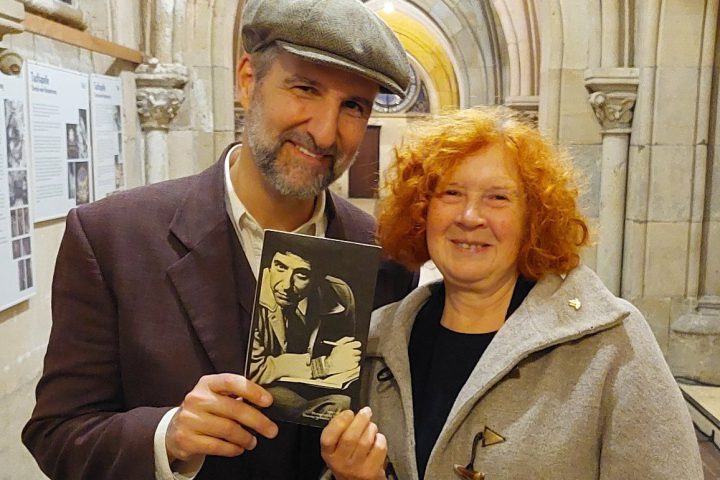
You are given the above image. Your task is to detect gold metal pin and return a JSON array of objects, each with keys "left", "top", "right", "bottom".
[{"left": 568, "top": 298, "right": 581, "bottom": 310}]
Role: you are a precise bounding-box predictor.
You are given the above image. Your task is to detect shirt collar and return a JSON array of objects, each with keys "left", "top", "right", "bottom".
[{"left": 224, "top": 145, "right": 327, "bottom": 235}]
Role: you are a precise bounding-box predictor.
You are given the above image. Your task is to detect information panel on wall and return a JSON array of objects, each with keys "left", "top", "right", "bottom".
[
  {"left": 0, "top": 70, "right": 36, "bottom": 311},
  {"left": 90, "top": 74, "right": 124, "bottom": 199},
  {"left": 28, "top": 61, "right": 92, "bottom": 222}
]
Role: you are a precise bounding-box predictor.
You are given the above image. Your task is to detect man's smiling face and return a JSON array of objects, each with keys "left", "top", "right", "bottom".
[{"left": 242, "top": 52, "right": 379, "bottom": 198}]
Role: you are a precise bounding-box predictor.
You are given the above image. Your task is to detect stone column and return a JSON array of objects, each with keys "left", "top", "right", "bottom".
[
  {"left": 584, "top": 68, "right": 639, "bottom": 295},
  {"left": 0, "top": 0, "right": 25, "bottom": 76},
  {"left": 135, "top": 59, "right": 188, "bottom": 184},
  {"left": 670, "top": 297, "right": 720, "bottom": 384}
]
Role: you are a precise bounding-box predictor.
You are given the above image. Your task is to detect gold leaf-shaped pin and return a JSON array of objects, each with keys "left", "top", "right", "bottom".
[{"left": 568, "top": 298, "right": 581, "bottom": 310}]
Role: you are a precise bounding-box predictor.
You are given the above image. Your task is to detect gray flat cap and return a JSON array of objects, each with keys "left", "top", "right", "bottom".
[{"left": 241, "top": 0, "right": 411, "bottom": 96}]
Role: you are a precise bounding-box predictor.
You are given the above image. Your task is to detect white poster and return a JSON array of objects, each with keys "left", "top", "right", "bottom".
[
  {"left": 0, "top": 70, "right": 35, "bottom": 311},
  {"left": 90, "top": 74, "right": 124, "bottom": 199},
  {"left": 28, "top": 62, "right": 92, "bottom": 222}
]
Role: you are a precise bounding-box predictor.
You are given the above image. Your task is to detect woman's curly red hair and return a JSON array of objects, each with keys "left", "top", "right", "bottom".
[{"left": 377, "top": 107, "right": 589, "bottom": 280}]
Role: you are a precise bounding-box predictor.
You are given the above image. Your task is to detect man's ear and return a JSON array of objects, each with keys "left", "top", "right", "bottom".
[{"left": 237, "top": 53, "right": 255, "bottom": 110}]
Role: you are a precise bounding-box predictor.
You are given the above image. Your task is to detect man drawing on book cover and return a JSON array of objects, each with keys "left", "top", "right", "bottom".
[{"left": 249, "top": 247, "right": 360, "bottom": 422}]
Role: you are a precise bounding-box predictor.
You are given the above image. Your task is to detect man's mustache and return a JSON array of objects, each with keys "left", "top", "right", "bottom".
[{"left": 280, "top": 130, "right": 338, "bottom": 158}]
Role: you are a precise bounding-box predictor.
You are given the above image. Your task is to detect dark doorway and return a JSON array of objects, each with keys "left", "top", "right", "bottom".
[{"left": 349, "top": 125, "right": 380, "bottom": 198}]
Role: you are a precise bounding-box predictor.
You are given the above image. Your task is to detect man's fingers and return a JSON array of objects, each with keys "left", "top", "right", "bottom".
[
  {"left": 192, "top": 434, "right": 250, "bottom": 458},
  {"left": 335, "top": 336, "right": 356, "bottom": 345},
  {"left": 203, "top": 374, "right": 273, "bottom": 408},
  {"left": 320, "top": 410, "right": 354, "bottom": 453},
  {"left": 212, "top": 395, "right": 278, "bottom": 439},
  {"left": 196, "top": 414, "right": 259, "bottom": 451}
]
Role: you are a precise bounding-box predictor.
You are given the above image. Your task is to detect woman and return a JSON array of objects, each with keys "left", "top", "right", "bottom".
[{"left": 320, "top": 107, "right": 703, "bottom": 479}]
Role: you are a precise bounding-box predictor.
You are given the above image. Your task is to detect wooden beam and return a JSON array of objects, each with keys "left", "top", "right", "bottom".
[{"left": 22, "top": 12, "right": 144, "bottom": 64}]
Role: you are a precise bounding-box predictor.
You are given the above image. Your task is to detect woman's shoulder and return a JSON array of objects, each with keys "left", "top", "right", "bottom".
[
  {"left": 366, "top": 282, "right": 438, "bottom": 356},
  {"left": 542, "top": 265, "right": 662, "bottom": 358}
]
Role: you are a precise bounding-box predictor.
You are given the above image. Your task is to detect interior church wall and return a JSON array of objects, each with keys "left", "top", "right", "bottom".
[
  {"left": 1, "top": 0, "right": 719, "bottom": 477},
  {"left": 0, "top": 1, "right": 143, "bottom": 477}
]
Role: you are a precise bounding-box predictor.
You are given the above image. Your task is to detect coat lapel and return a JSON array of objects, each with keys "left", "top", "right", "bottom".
[
  {"left": 166, "top": 143, "right": 253, "bottom": 374},
  {"left": 434, "top": 266, "right": 633, "bottom": 455},
  {"left": 373, "top": 285, "right": 435, "bottom": 480}
]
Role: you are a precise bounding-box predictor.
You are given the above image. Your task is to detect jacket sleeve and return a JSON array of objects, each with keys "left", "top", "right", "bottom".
[
  {"left": 598, "top": 308, "right": 704, "bottom": 479},
  {"left": 22, "top": 208, "right": 172, "bottom": 480}
]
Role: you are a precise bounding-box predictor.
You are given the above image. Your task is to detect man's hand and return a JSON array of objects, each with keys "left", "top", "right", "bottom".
[
  {"left": 166, "top": 373, "right": 279, "bottom": 463},
  {"left": 326, "top": 337, "right": 361, "bottom": 375},
  {"left": 320, "top": 407, "right": 387, "bottom": 480}
]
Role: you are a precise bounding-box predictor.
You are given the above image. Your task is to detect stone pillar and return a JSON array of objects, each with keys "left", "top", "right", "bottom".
[
  {"left": 584, "top": 68, "right": 639, "bottom": 295},
  {"left": 670, "top": 297, "right": 720, "bottom": 384},
  {"left": 0, "top": 0, "right": 25, "bottom": 76},
  {"left": 135, "top": 59, "right": 188, "bottom": 184}
]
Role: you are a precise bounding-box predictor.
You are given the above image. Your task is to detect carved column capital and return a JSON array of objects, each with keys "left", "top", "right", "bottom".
[
  {"left": 135, "top": 59, "right": 188, "bottom": 130},
  {"left": 0, "top": 0, "right": 26, "bottom": 75},
  {"left": 136, "top": 88, "right": 185, "bottom": 130},
  {"left": 587, "top": 91, "right": 637, "bottom": 133},
  {"left": 584, "top": 68, "right": 640, "bottom": 134}
]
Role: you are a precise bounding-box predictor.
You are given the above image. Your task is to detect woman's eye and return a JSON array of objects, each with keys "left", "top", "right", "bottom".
[{"left": 437, "top": 189, "right": 463, "bottom": 202}]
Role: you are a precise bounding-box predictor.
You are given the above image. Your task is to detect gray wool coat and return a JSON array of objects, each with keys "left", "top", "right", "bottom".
[{"left": 363, "top": 265, "right": 703, "bottom": 480}]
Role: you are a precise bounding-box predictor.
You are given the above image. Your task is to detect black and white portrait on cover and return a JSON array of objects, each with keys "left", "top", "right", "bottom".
[{"left": 246, "top": 231, "right": 380, "bottom": 427}]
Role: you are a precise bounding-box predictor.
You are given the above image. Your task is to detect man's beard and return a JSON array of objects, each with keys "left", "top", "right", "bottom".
[{"left": 245, "top": 90, "right": 357, "bottom": 199}]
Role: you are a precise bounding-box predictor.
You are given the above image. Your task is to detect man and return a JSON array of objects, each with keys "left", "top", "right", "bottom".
[
  {"left": 22, "top": 0, "right": 416, "bottom": 479},
  {"left": 249, "top": 248, "right": 360, "bottom": 423}
]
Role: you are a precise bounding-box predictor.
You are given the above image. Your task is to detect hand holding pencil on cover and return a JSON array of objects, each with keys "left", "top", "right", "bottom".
[{"left": 324, "top": 337, "right": 362, "bottom": 375}]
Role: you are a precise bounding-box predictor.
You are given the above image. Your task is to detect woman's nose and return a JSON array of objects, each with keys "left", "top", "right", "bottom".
[{"left": 456, "top": 201, "right": 487, "bottom": 228}]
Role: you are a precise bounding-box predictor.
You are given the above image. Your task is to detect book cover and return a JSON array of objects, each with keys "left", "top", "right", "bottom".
[{"left": 244, "top": 230, "right": 381, "bottom": 427}]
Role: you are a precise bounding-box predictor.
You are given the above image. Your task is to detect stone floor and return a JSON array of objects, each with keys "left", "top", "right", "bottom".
[
  {"left": 681, "top": 383, "right": 720, "bottom": 479},
  {"left": 698, "top": 428, "right": 720, "bottom": 479}
]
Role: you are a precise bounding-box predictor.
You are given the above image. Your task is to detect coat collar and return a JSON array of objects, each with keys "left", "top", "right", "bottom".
[{"left": 370, "top": 265, "right": 633, "bottom": 475}]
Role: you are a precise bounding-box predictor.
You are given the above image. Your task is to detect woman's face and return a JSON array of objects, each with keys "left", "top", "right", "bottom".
[{"left": 426, "top": 143, "right": 526, "bottom": 292}]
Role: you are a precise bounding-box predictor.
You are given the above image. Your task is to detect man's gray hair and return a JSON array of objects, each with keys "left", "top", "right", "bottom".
[{"left": 250, "top": 44, "right": 281, "bottom": 83}]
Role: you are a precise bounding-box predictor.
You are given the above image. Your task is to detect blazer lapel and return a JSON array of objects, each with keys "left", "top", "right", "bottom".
[
  {"left": 166, "top": 143, "right": 253, "bottom": 374},
  {"left": 324, "top": 192, "right": 346, "bottom": 240}
]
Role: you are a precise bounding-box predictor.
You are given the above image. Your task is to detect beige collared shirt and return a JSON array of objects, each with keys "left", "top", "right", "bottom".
[
  {"left": 223, "top": 144, "right": 327, "bottom": 278},
  {"left": 153, "top": 144, "right": 328, "bottom": 480}
]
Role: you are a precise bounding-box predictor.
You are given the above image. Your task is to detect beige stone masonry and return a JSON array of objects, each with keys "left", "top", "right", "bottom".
[{"left": 0, "top": 0, "right": 25, "bottom": 75}]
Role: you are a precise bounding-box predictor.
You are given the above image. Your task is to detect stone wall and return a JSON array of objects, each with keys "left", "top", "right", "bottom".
[{"left": 0, "top": 1, "right": 143, "bottom": 477}]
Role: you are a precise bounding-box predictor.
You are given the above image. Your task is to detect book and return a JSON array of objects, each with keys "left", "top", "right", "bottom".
[{"left": 244, "top": 230, "right": 381, "bottom": 427}]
